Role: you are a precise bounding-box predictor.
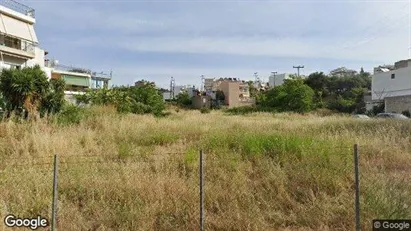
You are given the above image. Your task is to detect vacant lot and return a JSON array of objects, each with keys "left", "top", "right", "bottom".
[{"left": 0, "top": 107, "right": 410, "bottom": 230}]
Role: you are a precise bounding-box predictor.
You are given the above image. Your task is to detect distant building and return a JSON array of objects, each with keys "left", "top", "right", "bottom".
[
  {"left": 268, "top": 73, "right": 292, "bottom": 88},
  {"left": 204, "top": 78, "right": 254, "bottom": 108},
  {"left": 372, "top": 58, "right": 411, "bottom": 113},
  {"left": 329, "top": 67, "right": 357, "bottom": 77}
]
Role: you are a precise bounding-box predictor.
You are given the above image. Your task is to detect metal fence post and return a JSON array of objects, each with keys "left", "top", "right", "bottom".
[
  {"left": 51, "top": 154, "right": 58, "bottom": 231},
  {"left": 200, "top": 150, "right": 204, "bottom": 231},
  {"left": 354, "top": 144, "right": 361, "bottom": 231}
]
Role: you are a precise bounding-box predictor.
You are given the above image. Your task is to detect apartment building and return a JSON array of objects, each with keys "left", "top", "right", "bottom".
[
  {"left": 268, "top": 73, "right": 292, "bottom": 88},
  {"left": 204, "top": 78, "right": 254, "bottom": 108},
  {"left": 0, "top": 0, "right": 46, "bottom": 71},
  {"left": 372, "top": 59, "right": 411, "bottom": 113}
]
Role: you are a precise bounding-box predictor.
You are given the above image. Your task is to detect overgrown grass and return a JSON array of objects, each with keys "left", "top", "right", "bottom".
[{"left": 0, "top": 107, "right": 410, "bottom": 230}]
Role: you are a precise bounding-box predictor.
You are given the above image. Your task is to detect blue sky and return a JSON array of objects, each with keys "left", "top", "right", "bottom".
[{"left": 25, "top": 0, "right": 411, "bottom": 88}]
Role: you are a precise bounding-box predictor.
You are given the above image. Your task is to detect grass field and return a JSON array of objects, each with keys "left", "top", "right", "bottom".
[{"left": 0, "top": 106, "right": 410, "bottom": 230}]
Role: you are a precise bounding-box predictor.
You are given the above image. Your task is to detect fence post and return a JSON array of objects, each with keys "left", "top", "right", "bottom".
[
  {"left": 199, "top": 150, "right": 204, "bottom": 231},
  {"left": 354, "top": 144, "right": 361, "bottom": 231},
  {"left": 51, "top": 154, "right": 58, "bottom": 231}
]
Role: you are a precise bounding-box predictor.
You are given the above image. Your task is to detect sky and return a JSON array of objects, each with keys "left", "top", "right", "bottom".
[{"left": 22, "top": 0, "right": 411, "bottom": 88}]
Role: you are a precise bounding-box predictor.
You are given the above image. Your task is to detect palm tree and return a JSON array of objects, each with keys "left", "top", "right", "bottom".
[{"left": 0, "top": 65, "right": 50, "bottom": 120}]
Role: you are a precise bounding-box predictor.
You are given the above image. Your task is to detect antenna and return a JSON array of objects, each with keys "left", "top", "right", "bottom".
[{"left": 170, "top": 76, "right": 175, "bottom": 100}]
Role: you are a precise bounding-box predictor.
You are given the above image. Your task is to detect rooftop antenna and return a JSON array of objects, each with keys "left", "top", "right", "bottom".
[{"left": 170, "top": 76, "right": 175, "bottom": 100}]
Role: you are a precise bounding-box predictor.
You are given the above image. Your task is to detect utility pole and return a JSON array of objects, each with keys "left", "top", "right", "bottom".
[
  {"left": 170, "top": 76, "right": 175, "bottom": 100},
  {"left": 271, "top": 71, "right": 277, "bottom": 87},
  {"left": 200, "top": 75, "right": 205, "bottom": 92},
  {"left": 293, "top": 65, "right": 304, "bottom": 77},
  {"left": 254, "top": 72, "right": 260, "bottom": 88}
]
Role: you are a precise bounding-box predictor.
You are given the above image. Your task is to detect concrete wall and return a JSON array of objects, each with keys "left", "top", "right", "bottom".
[
  {"left": 372, "top": 61, "right": 411, "bottom": 100},
  {"left": 25, "top": 47, "right": 45, "bottom": 68},
  {"left": 384, "top": 95, "right": 411, "bottom": 113},
  {"left": 217, "top": 81, "right": 239, "bottom": 108},
  {"left": 192, "top": 95, "right": 211, "bottom": 109},
  {"left": 268, "top": 73, "right": 291, "bottom": 88}
]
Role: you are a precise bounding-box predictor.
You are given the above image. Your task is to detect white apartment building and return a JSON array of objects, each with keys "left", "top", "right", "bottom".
[
  {"left": 268, "top": 73, "right": 292, "bottom": 88},
  {"left": 372, "top": 59, "right": 411, "bottom": 113},
  {"left": 0, "top": 0, "right": 46, "bottom": 71}
]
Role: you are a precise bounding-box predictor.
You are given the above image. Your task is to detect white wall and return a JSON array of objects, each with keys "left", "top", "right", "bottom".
[
  {"left": 25, "top": 47, "right": 45, "bottom": 68},
  {"left": 372, "top": 62, "right": 411, "bottom": 100},
  {"left": 268, "top": 73, "right": 291, "bottom": 87}
]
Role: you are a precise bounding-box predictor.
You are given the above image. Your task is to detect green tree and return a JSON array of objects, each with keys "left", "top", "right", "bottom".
[
  {"left": 261, "top": 78, "right": 314, "bottom": 113},
  {"left": 0, "top": 65, "right": 64, "bottom": 119},
  {"left": 76, "top": 80, "right": 165, "bottom": 116},
  {"left": 175, "top": 91, "right": 192, "bottom": 107}
]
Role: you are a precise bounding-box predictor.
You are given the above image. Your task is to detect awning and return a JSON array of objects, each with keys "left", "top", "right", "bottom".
[
  {"left": 0, "top": 13, "right": 38, "bottom": 43},
  {"left": 62, "top": 74, "right": 90, "bottom": 87}
]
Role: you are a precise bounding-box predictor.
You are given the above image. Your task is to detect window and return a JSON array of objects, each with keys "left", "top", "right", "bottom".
[{"left": 391, "top": 73, "right": 395, "bottom": 79}]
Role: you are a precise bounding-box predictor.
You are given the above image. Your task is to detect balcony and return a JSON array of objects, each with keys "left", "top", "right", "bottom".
[
  {"left": 0, "top": 34, "right": 35, "bottom": 58},
  {"left": 0, "top": 0, "right": 35, "bottom": 18}
]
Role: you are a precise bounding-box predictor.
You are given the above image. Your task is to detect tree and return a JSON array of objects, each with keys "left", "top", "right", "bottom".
[
  {"left": 305, "top": 72, "right": 330, "bottom": 97},
  {"left": 175, "top": 91, "right": 192, "bottom": 107},
  {"left": 261, "top": 78, "right": 315, "bottom": 113},
  {"left": 216, "top": 90, "right": 225, "bottom": 101},
  {"left": 75, "top": 80, "right": 165, "bottom": 116},
  {"left": 0, "top": 65, "right": 64, "bottom": 119}
]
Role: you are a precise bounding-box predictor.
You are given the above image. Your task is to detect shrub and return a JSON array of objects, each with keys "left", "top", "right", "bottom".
[
  {"left": 56, "top": 104, "right": 88, "bottom": 126},
  {"left": 260, "top": 78, "right": 315, "bottom": 113},
  {"left": 402, "top": 110, "right": 411, "bottom": 118},
  {"left": 200, "top": 108, "right": 210, "bottom": 114},
  {"left": 176, "top": 91, "right": 192, "bottom": 107}
]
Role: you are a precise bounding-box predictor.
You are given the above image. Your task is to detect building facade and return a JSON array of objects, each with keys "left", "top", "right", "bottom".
[
  {"left": 204, "top": 78, "right": 253, "bottom": 108},
  {"left": 0, "top": 0, "right": 46, "bottom": 71},
  {"left": 268, "top": 73, "right": 291, "bottom": 88},
  {"left": 372, "top": 59, "right": 411, "bottom": 113}
]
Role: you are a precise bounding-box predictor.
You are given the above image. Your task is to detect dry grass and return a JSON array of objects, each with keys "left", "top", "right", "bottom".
[{"left": 0, "top": 106, "right": 410, "bottom": 230}]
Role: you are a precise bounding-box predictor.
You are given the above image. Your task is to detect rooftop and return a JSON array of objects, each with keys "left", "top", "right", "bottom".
[{"left": 0, "top": 0, "right": 35, "bottom": 18}]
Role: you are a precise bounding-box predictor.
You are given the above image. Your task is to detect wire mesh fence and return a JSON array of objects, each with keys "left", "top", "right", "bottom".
[{"left": 0, "top": 144, "right": 409, "bottom": 230}]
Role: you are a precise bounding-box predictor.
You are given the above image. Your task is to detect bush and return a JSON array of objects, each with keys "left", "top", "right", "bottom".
[
  {"left": 176, "top": 91, "right": 192, "bottom": 108},
  {"left": 260, "top": 78, "right": 315, "bottom": 113},
  {"left": 200, "top": 108, "right": 210, "bottom": 114},
  {"left": 402, "top": 110, "right": 411, "bottom": 118},
  {"left": 74, "top": 81, "right": 165, "bottom": 116},
  {"left": 56, "top": 104, "right": 88, "bottom": 126}
]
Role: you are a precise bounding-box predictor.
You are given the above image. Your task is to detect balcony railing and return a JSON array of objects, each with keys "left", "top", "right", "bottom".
[
  {"left": 45, "top": 62, "right": 113, "bottom": 80},
  {"left": 0, "top": 34, "right": 35, "bottom": 55},
  {"left": 0, "top": 0, "right": 35, "bottom": 18},
  {"left": 47, "top": 63, "right": 92, "bottom": 75},
  {"left": 91, "top": 71, "right": 112, "bottom": 80}
]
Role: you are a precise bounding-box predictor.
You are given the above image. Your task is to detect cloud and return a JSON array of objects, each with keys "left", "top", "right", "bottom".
[{"left": 26, "top": 0, "right": 411, "bottom": 86}]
